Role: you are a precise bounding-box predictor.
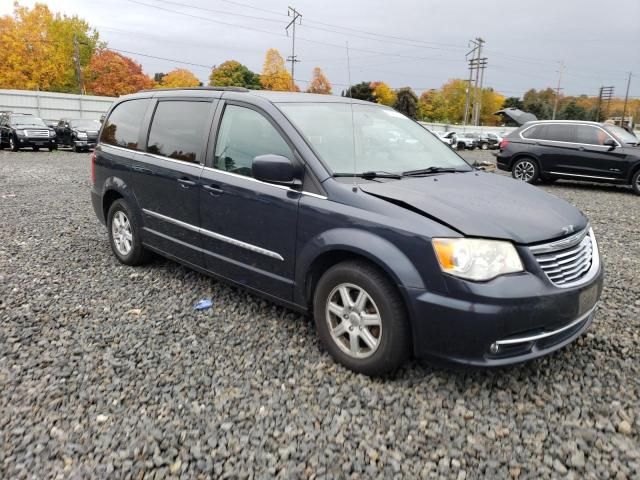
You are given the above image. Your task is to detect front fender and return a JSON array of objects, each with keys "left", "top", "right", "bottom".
[{"left": 296, "top": 227, "right": 426, "bottom": 299}]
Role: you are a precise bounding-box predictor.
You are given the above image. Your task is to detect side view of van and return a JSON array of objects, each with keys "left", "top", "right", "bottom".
[{"left": 92, "top": 88, "right": 603, "bottom": 375}]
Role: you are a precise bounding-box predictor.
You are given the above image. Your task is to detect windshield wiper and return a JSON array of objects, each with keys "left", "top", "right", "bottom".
[
  {"left": 402, "top": 167, "right": 461, "bottom": 176},
  {"left": 333, "top": 171, "right": 402, "bottom": 179}
]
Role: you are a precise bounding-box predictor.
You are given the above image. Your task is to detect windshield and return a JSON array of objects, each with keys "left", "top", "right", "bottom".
[
  {"left": 605, "top": 124, "right": 638, "bottom": 145},
  {"left": 71, "top": 119, "right": 101, "bottom": 129},
  {"left": 10, "top": 117, "right": 46, "bottom": 128},
  {"left": 277, "top": 102, "right": 471, "bottom": 174}
]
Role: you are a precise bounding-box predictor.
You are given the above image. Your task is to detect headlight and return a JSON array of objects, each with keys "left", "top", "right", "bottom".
[
  {"left": 16, "top": 129, "right": 26, "bottom": 136},
  {"left": 432, "top": 238, "right": 524, "bottom": 281},
  {"left": 77, "top": 132, "right": 87, "bottom": 139}
]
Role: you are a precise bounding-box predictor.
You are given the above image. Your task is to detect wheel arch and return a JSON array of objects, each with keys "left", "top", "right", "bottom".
[
  {"left": 510, "top": 153, "right": 541, "bottom": 171},
  {"left": 295, "top": 229, "right": 426, "bottom": 309},
  {"left": 627, "top": 160, "right": 640, "bottom": 184}
]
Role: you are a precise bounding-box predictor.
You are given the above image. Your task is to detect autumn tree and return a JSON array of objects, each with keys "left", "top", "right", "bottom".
[
  {"left": 0, "top": 3, "right": 99, "bottom": 92},
  {"left": 370, "top": 81, "right": 396, "bottom": 106},
  {"left": 393, "top": 87, "right": 419, "bottom": 119},
  {"left": 158, "top": 68, "right": 201, "bottom": 88},
  {"left": 260, "top": 49, "right": 294, "bottom": 91},
  {"left": 418, "top": 89, "right": 447, "bottom": 121},
  {"left": 84, "top": 49, "right": 155, "bottom": 96},
  {"left": 522, "top": 88, "right": 556, "bottom": 119},
  {"left": 306, "top": 67, "right": 331, "bottom": 94},
  {"left": 342, "top": 82, "right": 375, "bottom": 102},
  {"left": 209, "top": 60, "right": 261, "bottom": 89}
]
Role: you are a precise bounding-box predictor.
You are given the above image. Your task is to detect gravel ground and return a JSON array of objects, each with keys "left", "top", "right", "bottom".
[{"left": 1, "top": 149, "right": 638, "bottom": 479}]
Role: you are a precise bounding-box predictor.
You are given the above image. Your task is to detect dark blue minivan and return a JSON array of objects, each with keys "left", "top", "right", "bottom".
[{"left": 91, "top": 88, "right": 603, "bottom": 375}]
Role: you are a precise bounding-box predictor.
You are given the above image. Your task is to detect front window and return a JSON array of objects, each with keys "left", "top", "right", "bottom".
[
  {"left": 277, "top": 102, "right": 470, "bottom": 174},
  {"left": 10, "top": 117, "right": 47, "bottom": 128},
  {"left": 70, "top": 119, "right": 101, "bottom": 130},
  {"left": 605, "top": 124, "right": 638, "bottom": 145}
]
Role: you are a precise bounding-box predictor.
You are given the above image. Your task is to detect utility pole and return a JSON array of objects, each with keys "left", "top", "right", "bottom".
[
  {"left": 73, "top": 33, "right": 84, "bottom": 95},
  {"left": 470, "top": 37, "right": 485, "bottom": 127},
  {"left": 552, "top": 61, "right": 564, "bottom": 120},
  {"left": 621, "top": 72, "right": 632, "bottom": 130},
  {"left": 473, "top": 57, "right": 488, "bottom": 126},
  {"left": 285, "top": 7, "right": 302, "bottom": 92},
  {"left": 463, "top": 39, "right": 479, "bottom": 127}
]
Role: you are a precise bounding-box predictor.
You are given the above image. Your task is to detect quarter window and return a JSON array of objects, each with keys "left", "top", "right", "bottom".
[
  {"left": 213, "top": 105, "right": 292, "bottom": 178},
  {"left": 521, "top": 124, "right": 546, "bottom": 139},
  {"left": 100, "top": 99, "right": 150, "bottom": 150},
  {"left": 147, "top": 101, "right": 212, "bottom": 164}
]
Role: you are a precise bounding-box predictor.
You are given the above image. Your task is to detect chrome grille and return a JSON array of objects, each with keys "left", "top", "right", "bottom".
[
  {"left": 25, "top": 129, "right": 50, "bottom": 138},
  {"left": 530, "top": 229, "right": 595, "bottom": 286}
]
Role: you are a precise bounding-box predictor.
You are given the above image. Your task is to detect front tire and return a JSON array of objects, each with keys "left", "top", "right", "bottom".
[
  {"left": 33, "top": 147, "right": 39, "bottom": 152},
  {"left": 480, "top": 142, "right": 488, "bottom": 150},
  {"left": 632, "top": 170, "right": 640, "bottom": 196},
  {"left": 106, "top": 199, "right": 152, "bottom": 266},
  {"left": 313, "top": 260, "right": 411, "bottom": 376},
  {"left": 512, "top": 157, "right": 540, "bottom": 183},
  {"left": 9, "top": 136, "right": 19, "bottom": 151}
]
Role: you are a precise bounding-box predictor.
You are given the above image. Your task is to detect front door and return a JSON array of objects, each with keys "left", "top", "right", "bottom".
[
  {"left": 131, "top": 98, "right": 216, "bottom": 266},
  {"left": 198, "top": 102, "right": 300, "bottom": 300}
]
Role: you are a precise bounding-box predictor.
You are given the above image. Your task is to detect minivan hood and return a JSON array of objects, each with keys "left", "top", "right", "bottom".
[{"left": 359, "top": 172, "right": 587, "bottom": 244}]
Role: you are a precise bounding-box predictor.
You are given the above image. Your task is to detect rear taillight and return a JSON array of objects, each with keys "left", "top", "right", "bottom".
[
  {"left": 90, "top": 150, "right": 96, "bottom": 184},
  {"left": 498, "top": 139, "right": 508, "bottom": 150}
]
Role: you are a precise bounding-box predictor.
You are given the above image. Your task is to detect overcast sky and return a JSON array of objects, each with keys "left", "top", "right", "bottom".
[{"left": 3, "top": 0, "right": 639, "bottom": 99}]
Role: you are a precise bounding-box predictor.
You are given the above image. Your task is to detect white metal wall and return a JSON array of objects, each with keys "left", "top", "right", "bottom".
[
  {"left": 0, "top": 89, "right": 115, "bottom": 121},
  {"left": 418, "top": 121, "right": 518, "bottom": 136}
]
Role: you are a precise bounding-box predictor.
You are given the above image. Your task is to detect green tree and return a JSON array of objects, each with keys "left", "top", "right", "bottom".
[
  {"left": 209, "top": 60, "right": 261, "bottom": 89},
  {"left": 523, "top": 88, "right": 555, "bottom": 119},
  {"left": 342, "top": 82, "right": 375, "bottom": 102},
  {"left": 418, "top": 89, "right": 446, "bottom": 121},
  {"left": 393, "top": 87, "right": 419, "bottom": 119},
  {"left": 559, "top": 100, "right": 588, "bottom": 120},
  {"left": 503, "top": 97, "right": 523, "bottom": 110}
]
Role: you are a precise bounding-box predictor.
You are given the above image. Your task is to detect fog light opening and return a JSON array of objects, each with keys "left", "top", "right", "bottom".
[{"left": 489, "top": 343, "right": 500, "bottom": 354}]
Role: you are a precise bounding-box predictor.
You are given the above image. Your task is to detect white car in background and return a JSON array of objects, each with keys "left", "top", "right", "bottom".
[{"left": 434, "top": 131, "right": 457, "bottom": 148}]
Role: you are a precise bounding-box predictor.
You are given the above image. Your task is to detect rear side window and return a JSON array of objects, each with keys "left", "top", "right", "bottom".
[
  {"left": 545, "top": 124, "right": 577, "bottom": 143},
  {"left": 213, "top": 105, "right": 292, "bottom": 178},
  {"left": 100, "top": 99, "right": 150, "bottom": 150},
  {"left": 147, "top": 101, "right": 212, "bottom": 164}
]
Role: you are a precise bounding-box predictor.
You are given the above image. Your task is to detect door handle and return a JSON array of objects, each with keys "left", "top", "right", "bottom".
[
  {"left": 177, "top": 178, "right": 197, "bottom": 188},
  {"left": 202, "top": 184, "right": 224, "bottom": 195}
]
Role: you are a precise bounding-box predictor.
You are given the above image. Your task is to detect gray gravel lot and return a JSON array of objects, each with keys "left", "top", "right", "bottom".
[{"left": 1, "top": 149, "right": 639, "bottom": 479}]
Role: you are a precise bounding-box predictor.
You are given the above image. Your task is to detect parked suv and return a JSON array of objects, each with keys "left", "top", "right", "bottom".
[
  {"left": 91, "top": 88, "right": 603, "bottom": 375},
  {"left": 55, "top": 118, "right": 101, "bottom": 152},
  {"left": 0, "top": 113, "right": 57, "bottom": 151},
  {"left": 497, "top": 120, "right": 640, "bottom": 195}
]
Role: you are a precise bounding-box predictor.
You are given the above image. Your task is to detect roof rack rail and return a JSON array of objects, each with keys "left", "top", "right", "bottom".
[{"left": 142, "top": 86, "right": 250, "bottom": 93}]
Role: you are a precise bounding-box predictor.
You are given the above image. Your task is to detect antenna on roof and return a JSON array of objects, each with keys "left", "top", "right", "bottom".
[{"left": 346, "top": 41, "right": 357, "bottom": 192}]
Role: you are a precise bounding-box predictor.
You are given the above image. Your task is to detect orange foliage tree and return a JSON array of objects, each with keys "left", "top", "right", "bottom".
[
  {"left": 84, "top": 49, "right": 155, "bottom": 96},
  {"left": 260, "top": 48, "right": 295, "bottom": 91},
  {"left": 306, "top": 67, "right": 332, "bottom": 94},
  {"left": 158, "top": 68, "right": 201, "bottom": 88}
]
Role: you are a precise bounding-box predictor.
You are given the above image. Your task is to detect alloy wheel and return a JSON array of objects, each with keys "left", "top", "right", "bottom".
[
  {"left": 325, "top": 283, "right": 382, "bottom": 359},
  {"left": 111, "top": 211, "right": 133, "bottom": 256},
  {"left": 514, "top": 160, "right": 535, "bottom": 181}
]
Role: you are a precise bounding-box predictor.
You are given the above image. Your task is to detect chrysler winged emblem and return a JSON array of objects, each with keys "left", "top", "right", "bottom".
[{"left": 561, "top": 225, "right": 575, "bottom": 235}]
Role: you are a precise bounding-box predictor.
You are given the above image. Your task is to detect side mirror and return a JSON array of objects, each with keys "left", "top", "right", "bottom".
[
  {"left": 603, "top": 138, "right": 617, "bottom": 149},
  {"left": 252, "top": 154, "right": 299, "bottom": 186}
]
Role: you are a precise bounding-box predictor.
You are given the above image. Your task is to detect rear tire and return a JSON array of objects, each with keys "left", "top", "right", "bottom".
[
  {"left": 512, "top": 157, "right": 540, "bottom": 184},
  {"left": 33, "top": 147, "right": 39, "bottom": 152},
  {"left": 632, "top": 170, "right": 640, "bottom": 196},
  {"left": 313, "top": 260, "right": 411, "bottom": 376},
  {"left": 106, "top": 199, "right": 152, "bottom": 266}
]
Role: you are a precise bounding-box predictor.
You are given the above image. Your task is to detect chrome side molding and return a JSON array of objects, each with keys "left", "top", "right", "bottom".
[{"left": 142, "top": 209, "right": 284, "bottom": 261}]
